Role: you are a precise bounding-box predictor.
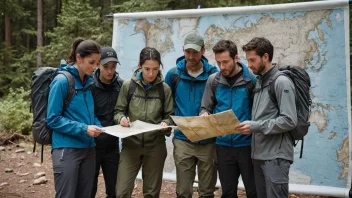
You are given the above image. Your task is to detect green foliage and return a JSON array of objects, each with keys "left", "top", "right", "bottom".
[
  {"left": 44, "top": 0, "right": 112, "bottom": 66},
  {"left": 0, "top": 87, "right": 32, "bottom": 135}
]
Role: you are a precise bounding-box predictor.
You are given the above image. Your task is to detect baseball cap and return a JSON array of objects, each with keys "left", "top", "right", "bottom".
[
  {"left": 184, "top": 32, "right": 204, "bottom": 52},
  {"left": 100, "top": 47, "right": 119, "bottom": 65}
]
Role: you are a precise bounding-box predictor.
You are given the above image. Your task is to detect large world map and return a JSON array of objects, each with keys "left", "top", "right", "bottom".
[{"left": 113, "top": 6, "right": 349, "bottom": 188}]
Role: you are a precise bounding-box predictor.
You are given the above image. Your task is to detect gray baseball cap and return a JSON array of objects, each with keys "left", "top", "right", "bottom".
[{"left": 184, "top": 32, "right": 204, "bottom": 52}]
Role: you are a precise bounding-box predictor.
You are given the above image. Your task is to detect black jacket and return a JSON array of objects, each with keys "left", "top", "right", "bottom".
[{"left": 92, "top": 69, "right": 123, "bottom": 150}]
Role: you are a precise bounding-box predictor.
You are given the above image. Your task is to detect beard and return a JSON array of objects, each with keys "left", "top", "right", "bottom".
[{"left": 253, "top": 59, "right": 266, "bottom": 75}]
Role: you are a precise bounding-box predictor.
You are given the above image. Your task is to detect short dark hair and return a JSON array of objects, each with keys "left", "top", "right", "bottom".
[
  {"left": 242, "top": 37, "right": 274, "bottom": 62},
  {"left": 212, "top": 40, "right": 238, "bottom": 59},
  {"left": 139, "top": 47, "right": 163, "bottom": 68},
  {"left": 67, "top": 38, "right": 101, "bottom": 64}
]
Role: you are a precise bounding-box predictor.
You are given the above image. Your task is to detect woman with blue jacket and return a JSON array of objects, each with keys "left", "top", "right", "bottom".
[{"left": 47, "top": 38, "right": 104, "bottom": 198}]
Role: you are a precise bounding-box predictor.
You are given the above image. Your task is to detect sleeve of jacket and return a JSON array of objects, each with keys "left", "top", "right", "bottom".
[
  {"left": 250, "top": 75, "right": 297, "bottom": 135},
  {"left": 114, "top": 80, "right": 130, "bottom": 125},
  {"left": 199, "top": 73, "right": 217, "bottom": 115},
  {"left": 46, "top": 75, "right": 88, "bottom": 136},
  {"left": 161, "top": 83, "right": 174, "bottom": 125},
  {"left": 93, "top": 115, "right": 102, "bottom": 128}
]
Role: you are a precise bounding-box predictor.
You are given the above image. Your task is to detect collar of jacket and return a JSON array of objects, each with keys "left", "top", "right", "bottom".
[
  {"left": 175, "top": 55, "right": 215, "bottom": 81},
  {"left": 92, "top": 68, "right": 120, "bottom": 90},
  {"left": 258, "top": 64, "right": 279, "bottom": 87},
  {"left": 218, "top": 62, "right": 252, "bottom": 86},
  {"left": 60, "top": 64, "right": 94, "bottom": 89}
]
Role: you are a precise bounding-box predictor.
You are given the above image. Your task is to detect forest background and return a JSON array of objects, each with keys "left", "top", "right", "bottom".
[{"left": 0, "top": 0, "right": 348, "bottom": 135}]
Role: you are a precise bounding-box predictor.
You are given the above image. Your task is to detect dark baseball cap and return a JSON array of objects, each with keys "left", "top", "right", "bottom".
[{"left": 100, "top": 47, "right": 119, "bottom": 65}]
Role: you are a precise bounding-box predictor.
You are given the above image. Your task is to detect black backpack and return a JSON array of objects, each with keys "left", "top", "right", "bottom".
[
  {"left": 268, "top": 65, "right": 312, "bottom": 158},
  {"left": 30, "top": 67, "right": 75, "bottom": 162}
]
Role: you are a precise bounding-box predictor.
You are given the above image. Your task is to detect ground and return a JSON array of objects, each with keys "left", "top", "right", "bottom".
[{"left": 0, "top": 133, "right": 331, "bottom": 198}]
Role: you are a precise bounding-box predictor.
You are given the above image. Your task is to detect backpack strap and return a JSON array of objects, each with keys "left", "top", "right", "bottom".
[
  {"left": 212, "top": 72, "right": 220, "bottom": 94},
  {"left": 245, "top": 71, "right": 256, "bottom": 102},
  {"left": 171, "top": 67, "right": 181, "bottom": 97},
  {"left": 268, "top": 71, "right": 283, "bottom": 108},
  {"left": 157, "top": 83, "right": 165, "bottom": 112},
  {"left": 126, "top": 80, "right": 165, "bottom": 113},
  {"left": 126, "top": 80, "right": 137, "bottom": 116},
  {"left": 57, "top": 71, "right": 75, "bottom": 111}
]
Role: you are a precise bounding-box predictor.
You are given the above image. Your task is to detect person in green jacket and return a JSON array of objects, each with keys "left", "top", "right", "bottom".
[{"left": 114, "top": 47, "right": 174, "bottom": 198}]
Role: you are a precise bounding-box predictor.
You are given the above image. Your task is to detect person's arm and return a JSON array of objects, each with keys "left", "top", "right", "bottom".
[
  {"left": 114, "top": 80, "right": 130, "bottom": 125},
  {"left": 250, "top": 75, "right": 297, "bottom": 135},
  {"left": 46, "top": 75, "right": 88, "bottom": 136},
  {"left": 161, "top": 83, "right": 174, "bottom": 125},
  {"left": 199, "top": 74, "right": 217, "bottom": 116}
]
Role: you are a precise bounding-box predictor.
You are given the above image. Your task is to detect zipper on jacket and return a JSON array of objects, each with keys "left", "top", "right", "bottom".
[
  {"left": 142, "top": 91, "right": 149, "bottom": 148},
  {"left": 230, "top": 87, "right": 234, "bottom": 147}
]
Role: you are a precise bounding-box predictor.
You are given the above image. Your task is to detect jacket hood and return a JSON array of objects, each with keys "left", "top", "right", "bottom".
[
  {"left": 92, "top": 68, "right": 121, "bottom": 89},
  {"left": 60, "top": 64, "right": 94, "bottom": 88}
]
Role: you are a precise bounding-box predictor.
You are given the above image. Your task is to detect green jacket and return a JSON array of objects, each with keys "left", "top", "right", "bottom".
[{"left": 114, "top": 69, "right": 174, "bottom": 148}]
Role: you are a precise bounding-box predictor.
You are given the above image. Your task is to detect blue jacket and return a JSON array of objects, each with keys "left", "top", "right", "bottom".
[
  {"left": 165, "top": 56, "right": 218, "bottom": 144},
  {"left": 47, "top": 65, "right": 102, "bottom": 149},
  {"left": 200, "top": 62, "right": 256, "bottom": 147}
]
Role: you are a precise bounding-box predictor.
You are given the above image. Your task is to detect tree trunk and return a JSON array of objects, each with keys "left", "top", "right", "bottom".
[
  {"left": 37, "top": 0, "right": 43, "bottom": 66},
  {"left": 55, "top": 0, "right": 62, "bottom": 27},
  {"left": 4, "top": 15, "right": 11, "bottom": 66}
]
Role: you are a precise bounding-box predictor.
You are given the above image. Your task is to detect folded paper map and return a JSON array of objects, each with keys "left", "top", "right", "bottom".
[
  {"left": 102, "top": 120, "right": 167, "bottom": 138},
  {"left": 171, "top": 110, "right": 241, "bottom": 142}
]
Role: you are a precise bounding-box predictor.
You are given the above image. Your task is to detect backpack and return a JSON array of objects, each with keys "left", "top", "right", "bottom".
[
  {"left": 126, "top": 79, "right": 165, "bottom": 113},
  {"left": 30, "top": 67, "right": 75, "bottom": 162},
  {"left": 268, "top": 65, "right": 312, "bottom": 158}
]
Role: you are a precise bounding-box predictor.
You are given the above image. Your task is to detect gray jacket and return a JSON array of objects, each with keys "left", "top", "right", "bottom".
[{"left": 250, "top": 65, "right": 297, "bottom": 162}]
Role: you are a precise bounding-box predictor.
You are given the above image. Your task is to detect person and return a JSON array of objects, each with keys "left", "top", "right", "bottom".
[
  {"left": 47, "top": 38, "right": 104, "bottom": 198},
  {"left": 200, "top": 40, "right": 257, "bottom": 198},
  {"left": 237, "top": 37, "right": 297, "bottom": 197},
  {"left": 114, "top": 47, "right": 174, "bottom": 198},
  {"left": 165, "top": 32, "right": 218, "bottom": 198},
  {"left": 91, "top": 47, "right": 123, "bottom": 198}
]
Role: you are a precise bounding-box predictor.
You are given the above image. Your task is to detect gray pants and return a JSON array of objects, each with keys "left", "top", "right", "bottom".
[
  {"left": 52, "top": 148, "right": 96, "bottom": 198},
  {"left": 253, "top": 158, "right": 291, "bottom": 198}
]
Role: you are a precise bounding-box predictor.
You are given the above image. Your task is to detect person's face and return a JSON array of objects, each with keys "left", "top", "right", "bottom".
[
  {"left": 99, "top": 61, "right": 117, "bottom": 82},
  {"left": 245, "top": 50, "right": 266, "bottom": 75},
  {"left": 76, "top": 53, "right": 101, "bottom": 75},
  {"left": 184, "top": 47, "right": 205, "bottom": 68},
  {"left": 140, "top": 60, "right": 160, "bottom": 84},
  {"left": 215, "top": 51, "right": 238, "bottom": 77}
]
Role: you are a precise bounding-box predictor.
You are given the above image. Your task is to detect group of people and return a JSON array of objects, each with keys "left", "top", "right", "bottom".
[{"left": 46, "top": 32, "right": 297, "bottom": 198}]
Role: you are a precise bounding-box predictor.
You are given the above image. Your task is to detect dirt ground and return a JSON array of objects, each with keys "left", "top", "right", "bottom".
[{"left": 0, "top": 133, "right": 331, "bottom": 198}]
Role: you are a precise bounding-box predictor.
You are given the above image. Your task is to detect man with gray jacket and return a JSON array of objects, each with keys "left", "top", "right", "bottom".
[{"left": 237, "top": 37, "right": 297, "bottom": 198}]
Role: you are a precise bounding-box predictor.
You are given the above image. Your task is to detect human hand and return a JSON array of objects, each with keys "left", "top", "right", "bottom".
[
  {"left": 87, "top": 125, "right": 104, "bottom": 137},
  {"left": 200, "top": 112, "right": 209, "bottom": 117},
  {"left": 160, "top": 122, "right": 168, "bottom": 130},
  {"left": 120, "top": 117, "right": 130, "bottom": 127},
  {"left": 236, "top": 121, "right": 252, "bottom": 135}
]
